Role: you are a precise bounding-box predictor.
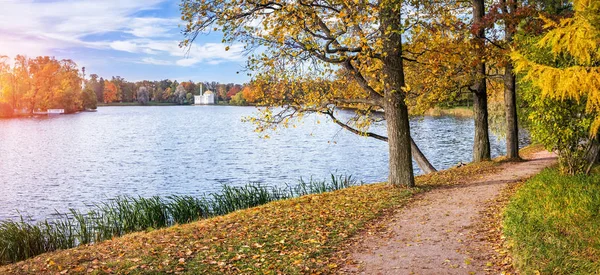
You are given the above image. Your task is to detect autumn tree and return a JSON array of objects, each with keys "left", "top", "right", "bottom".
[
  {"left": 52, "top": 59, "right": 83, "bottom": 113},
  {"left": 175, "top": 84, "right": 187, "bottom": 105},
  {"left": 216, "top": 84, "right": 227, "bottom": 102},
  {"left": 181, "top": 81, "right": 197, "bottom": 95},
  {"left": 230, "top": 91, "right": 247, "bottom": 105},
  {"left": 226, "top": 84, "right": 242, "bottom": 100},
  {"left": 181, "top": 0, "right": 452, "bottom": 186},
  {"left": 241, "top": 85, "right": 259, "bottom": 103},
  {"left": 103, "top": 80, "right": 118, "bottom": 103},
  {"left": 81, "top": 86, "right": 97, "bottom": 110},
  {"left": 512, "top": 0, "right": 600, "bottom": 173},
  {"left": 137, "top": 86, "right": 150, "bottom": 105}
]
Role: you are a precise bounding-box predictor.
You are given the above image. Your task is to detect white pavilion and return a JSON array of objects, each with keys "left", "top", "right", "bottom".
[{"left": 194, "top": 87, "right": 215, "bottom": 105}]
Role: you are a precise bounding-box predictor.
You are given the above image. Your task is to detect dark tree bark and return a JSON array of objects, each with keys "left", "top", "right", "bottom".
[
  {"left": 504, "top": 62, "right": 520, "bottom": 159},
  {"left": 472, "top": 0, "right": 491, "bottom": 162},
  {"left": 503, "top": 0, "right": 520, "bottom": 160},
  {"left": 381, "top": 0, "right": 415, "bottom": 187}
]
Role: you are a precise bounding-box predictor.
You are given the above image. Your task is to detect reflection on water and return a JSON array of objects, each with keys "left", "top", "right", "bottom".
[{"left": 0, "top": 106, "right": 523, "bottom": 221}]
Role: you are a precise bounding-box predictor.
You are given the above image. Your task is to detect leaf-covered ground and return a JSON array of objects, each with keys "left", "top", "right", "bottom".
[{"left": 0, "top": 161, "right": 505, "bottom": 274}]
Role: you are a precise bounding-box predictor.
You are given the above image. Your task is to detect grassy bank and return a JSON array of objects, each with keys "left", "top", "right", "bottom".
[
  {"left": 0, "top": 176, "right": 357, "bottom": 265},
  {"left": 0, "top": 160, "right": 504, "bottom": 274},
  {"left": 423, "top": 106, "right": 473, "bottom": 117},
  {"left": 503, "top": 168, "right": 600, "bottom": 274}
]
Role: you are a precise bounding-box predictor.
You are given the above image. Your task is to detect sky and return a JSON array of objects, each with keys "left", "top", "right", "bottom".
[{"left": 0, "top": 0, "right": 249, "bottom": 83}]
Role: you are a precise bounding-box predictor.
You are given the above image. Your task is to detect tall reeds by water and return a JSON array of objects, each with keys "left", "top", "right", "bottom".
[{"left": 0, "top": 175, "right": 359, "bottom": 265}]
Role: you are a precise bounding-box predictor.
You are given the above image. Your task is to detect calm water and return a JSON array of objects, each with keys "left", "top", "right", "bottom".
[{"left": 0, "top": 106, "right": 514, "bottom": 221}]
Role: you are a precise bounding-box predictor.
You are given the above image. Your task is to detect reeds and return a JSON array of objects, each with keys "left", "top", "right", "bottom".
[{"left": 0, "top": 174, "right": 360, "bottom": 265}]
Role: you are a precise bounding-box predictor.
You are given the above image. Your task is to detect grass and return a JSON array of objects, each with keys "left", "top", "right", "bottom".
[
  {"left": 503, "top": 168, "right": 600, "bottom": 274},
  {"left": 423, "top": 106, "right": 474, "bottom": 117},
  {"left": 0, "top": 175, "right": 358, "bottom": 265},
  {"left": 0, "top": 161, "right": 505, "bottom": 274}
]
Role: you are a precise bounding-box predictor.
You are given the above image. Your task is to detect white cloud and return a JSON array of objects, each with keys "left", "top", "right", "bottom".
[
  {"left": 176, "top": 43, "right": 245, "bottom": 66},
  {"left": 127, "top": 18, "right": 181, "bottom": 38},
  {"left": 0, "top": 0, "right": 244, "bottom": 68},
  {"left": 107, "top": 40, "right": 245, "bottom": 67},
  {"left": 109, "top": 41, "right": 140, "bottom": 53},
  {"left": 141, "top": 57, "right": 173, "bottom": 66}
]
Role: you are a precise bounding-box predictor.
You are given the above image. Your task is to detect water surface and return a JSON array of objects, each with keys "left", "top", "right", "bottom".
[{"left": 0, "top": 106, "right": 516, "bottom": 221}]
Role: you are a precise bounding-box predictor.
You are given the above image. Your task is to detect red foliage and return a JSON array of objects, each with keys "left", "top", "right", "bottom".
[{"left": 226, "top": 85, "right": 242, "bottom": 100}]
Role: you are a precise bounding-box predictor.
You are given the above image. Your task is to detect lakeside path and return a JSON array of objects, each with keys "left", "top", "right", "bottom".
[{"left": 340, "top": 150, "right": 557, "bottom": 275}]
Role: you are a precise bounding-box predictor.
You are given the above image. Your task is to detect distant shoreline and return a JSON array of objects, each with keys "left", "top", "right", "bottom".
[{"left": 97, "top": 102, "right": 250, "bottom": 107}]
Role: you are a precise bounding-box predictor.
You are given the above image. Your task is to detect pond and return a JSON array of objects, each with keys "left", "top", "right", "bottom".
[{"left": 0, "top": 106, "right": 522, "bottom": 221}]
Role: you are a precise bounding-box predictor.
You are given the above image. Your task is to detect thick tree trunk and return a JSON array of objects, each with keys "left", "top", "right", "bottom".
[
  {"left": 504, "top": 62, "right": 520, "bottom": 159},
  {"left": 384, "top": 97, "right": 414, "bottom": 187},
  {"left": 472, "top": 0, "right": 491, "bottom": 162},
  {"left": 410, "top": 138, "right": 437, "bottom": 174},
  {"left": 381, "top": 0, "right": 415, "bottom": 187},
  {"left": 503, "top": 0, "right": 520, "bottom": 160}
]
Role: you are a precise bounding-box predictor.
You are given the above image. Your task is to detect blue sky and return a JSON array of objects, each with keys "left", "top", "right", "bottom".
[{"left": 0, "top": 0, "right": 249, "bottom": 83}]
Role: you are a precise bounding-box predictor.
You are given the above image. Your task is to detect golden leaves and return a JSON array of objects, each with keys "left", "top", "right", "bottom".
[{"left": 511, "top": 0, "right": 600, "bottom": 135}]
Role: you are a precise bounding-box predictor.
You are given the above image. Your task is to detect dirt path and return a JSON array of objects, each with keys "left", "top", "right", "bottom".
[{"left": 340, "top": 151, "right": 556, "bottom": 275}]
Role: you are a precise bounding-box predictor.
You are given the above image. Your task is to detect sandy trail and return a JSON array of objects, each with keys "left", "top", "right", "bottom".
[{"left": 340, "top": 151, "right": 557, "bottom": 275}]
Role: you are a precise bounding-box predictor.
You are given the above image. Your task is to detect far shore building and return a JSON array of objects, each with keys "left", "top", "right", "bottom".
[{"left": 194, "top": 90, "right": 215, "bottom": 105}]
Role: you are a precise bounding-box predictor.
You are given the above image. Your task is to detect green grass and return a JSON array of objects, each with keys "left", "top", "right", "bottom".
[
  {"left": 423, "top": 106, "right": 474, "bottom": 117},
  {"left": 503, "top": 168, "right": 600, "bottom": 274},
  {"left": 0, "top": 175, "right": 359, "bottom": 265}
]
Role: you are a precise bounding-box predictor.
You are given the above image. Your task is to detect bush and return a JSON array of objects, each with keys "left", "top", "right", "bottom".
[{"left": 523, "top": 86, "right": 594, "bottom": 174}]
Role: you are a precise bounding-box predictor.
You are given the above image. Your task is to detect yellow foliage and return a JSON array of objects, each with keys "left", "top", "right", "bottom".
[{"left": 512, "top": 0, "right": 600, "bottom": 134}]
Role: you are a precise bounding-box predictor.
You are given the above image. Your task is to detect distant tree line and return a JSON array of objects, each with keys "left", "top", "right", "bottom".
[
  {"left": 87, "top": 75, "right": 256, "bottom": 106},
  {"left": 0, "top": 54, "right": 261, "bottom": 117}
]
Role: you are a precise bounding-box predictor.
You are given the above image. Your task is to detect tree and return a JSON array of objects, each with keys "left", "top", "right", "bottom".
[
  {"left": 175, "top": 84, "right": 187, "bottom": 105},
  {"left": 241, "top": 85, "right": 259, "bottom": 103},
  {"left": 153, "top": 88, "right": 164, "bottom": 102},
  {"left": 88, "top": 74, "right": 104, "bottom": 103},
  {"left": 512, "top": 0, "right": 600, "bottom": 173},
  {"left": 182, "top": 81, "right": 197, "bottom": 95},
  {"left": 137, "top": 86, "right": 150, "bottom": 105},
  {"left": 471, "top": 0, "right": 492, "bottom": 162},
  {"left": 163, "top": 87, "right": 173, "bottom": 102},
  {"left": 103, "top": 80, "right": 118, "bottom": 103},
  {"left": 81, "top": 86, "right": 97, "bottom": 110},
  {"left": 182, "top": 0, "right": 436, "bottom": 186},
  {"left": 226, "top": 84, "right": 242, "bottom": 100},
  {"left": 216, "top": 84, "right": 227, "bottom": 102},
  {"left": 52, "top": 59, "right": 83, "bottom": 113},
  {"left": 230, "top": 91, "right": 247, "bottom": 105}
]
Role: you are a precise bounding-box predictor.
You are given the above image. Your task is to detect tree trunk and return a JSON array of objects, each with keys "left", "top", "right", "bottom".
[
  {"left": 381, "top": 0, "right": 415, "bottom": 187},
  {"left": 504, "top": 62, "right": 520, "bottom": 159},
  {"left": 503, "top": 0, "right": 520, "bottom": 160},
  {"left": 411, "top": 138, "right": 437, "bottom": 174},
  {"left": 472, "top": 0, "right": 491, "bottom": 162},
  {"left": 586, "top": 134, "right": 600, "bottom": 175}
]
